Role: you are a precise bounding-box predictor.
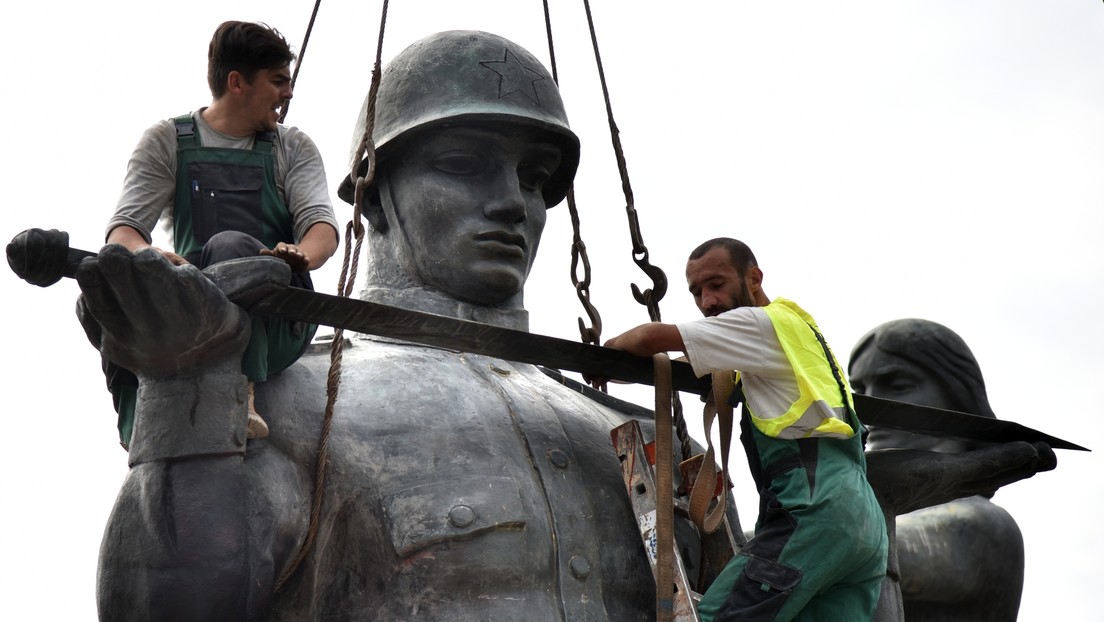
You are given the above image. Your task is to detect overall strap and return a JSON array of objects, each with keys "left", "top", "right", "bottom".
[
  {"left": 731, "top": 379, "right": 766, "bottom": 491},
  {"left": 171, "top": 119, "right": 286, "bottom": 261},
  {"left": 732, "top": 319, "right": 858, "bottom": 494},
  {"left": 173, "top": 114, "right": 276, "bottom": 153},
  {"left": 733, "top": 377, "right": 821, "bottom": 493},
  {"left": 173, "top": 115, "right": 198, "bottom": 149},
  {"left": 253, "top": 129, "right": 275, "bottom": 154},
  {"left": 803, "top": 321, "right": 857, "bottom": 423}
]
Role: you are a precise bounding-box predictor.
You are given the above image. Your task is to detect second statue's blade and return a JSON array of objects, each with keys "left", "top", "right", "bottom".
[{"left": 853, "top": 393, "right": 1088, "bottom": 451}]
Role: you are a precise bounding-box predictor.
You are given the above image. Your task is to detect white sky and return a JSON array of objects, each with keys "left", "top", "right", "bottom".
[{"left": 2, "top": 1, "right": 1101, "bottom": 619}]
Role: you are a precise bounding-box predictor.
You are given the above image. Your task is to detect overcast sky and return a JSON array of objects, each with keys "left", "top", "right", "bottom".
[{"left": 2, "top": 1, "right": 1101, "bottom": 619}]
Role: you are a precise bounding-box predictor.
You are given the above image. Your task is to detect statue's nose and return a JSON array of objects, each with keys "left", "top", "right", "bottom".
[{"left": 483, "top": 169, "right": 527, "bottom": 223}]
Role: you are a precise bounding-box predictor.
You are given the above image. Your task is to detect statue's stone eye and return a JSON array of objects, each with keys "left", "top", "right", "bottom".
[
  {"left": 432, "top": 152, "right": 486, "bottom": 176},
  {"left": 517, "top": 163, "right": 552, "bottom": 192}
]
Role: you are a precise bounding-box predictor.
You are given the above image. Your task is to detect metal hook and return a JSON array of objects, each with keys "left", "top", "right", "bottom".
[{"left": 630, "top": 248, "right": 668, "bottom": 318}]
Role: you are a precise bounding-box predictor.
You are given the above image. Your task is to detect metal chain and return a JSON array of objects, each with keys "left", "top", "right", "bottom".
[
  {"left": 543, "top": 0, "right": 603, "bottom": 348},
  {"left": 580, "top": 0, "right": 690, "bottom": 459},
  {"left": 581, "top": 0, "right": 668, "bottom": 323},
  {"left": 568, "top": 188, "right": 603, "bottom": 345}
]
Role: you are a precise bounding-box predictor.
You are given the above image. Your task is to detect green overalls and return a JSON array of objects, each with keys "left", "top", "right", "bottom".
[
  {"left": 697, "top": 300, "right": 888, "bottom": 622},
  {"left": 111, "top": 115, "right": 315, "bottom": 447}
]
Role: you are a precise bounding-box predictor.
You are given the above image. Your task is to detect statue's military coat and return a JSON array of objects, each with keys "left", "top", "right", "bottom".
[{"left": 259, "top": 337, "right": 694, "bottom": 620}]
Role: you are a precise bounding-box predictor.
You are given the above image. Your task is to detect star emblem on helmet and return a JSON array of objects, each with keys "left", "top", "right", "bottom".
[{"left": 479, "top": 49, "right": 546, "bottom": 105}]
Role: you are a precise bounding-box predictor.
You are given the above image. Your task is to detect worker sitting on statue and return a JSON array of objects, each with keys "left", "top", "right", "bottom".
[{"left": 99, "top": 20, "right": 339, "bottom": 444}]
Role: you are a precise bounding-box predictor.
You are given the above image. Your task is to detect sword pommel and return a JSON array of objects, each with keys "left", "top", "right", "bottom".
[{"left": 7, "top": 228, "right": 95, "bottom": 288}]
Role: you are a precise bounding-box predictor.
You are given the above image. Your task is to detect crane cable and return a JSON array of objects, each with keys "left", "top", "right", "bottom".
[
  {"left": 578, "top": 0, "right": 693, "bottom": 462},
  {"left": 278, "top": 0, "right": 323, "bottom": 125},
  {"left": 573, "top": 6, "right": 697, "bottom": 616},
  {"left": 542, "top": 0, "right": 603, "bottom": 350}
]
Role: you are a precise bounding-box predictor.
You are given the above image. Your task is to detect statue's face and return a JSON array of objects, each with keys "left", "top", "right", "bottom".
[
  {"left": 849, "top": 346, "right": 967, "bottom": 452},
  {"left": 383, "top": 125, "right": 562, "bottom": 304}
]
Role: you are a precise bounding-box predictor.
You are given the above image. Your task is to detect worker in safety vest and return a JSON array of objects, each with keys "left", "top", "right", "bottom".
[
  {"left": 82, "top": 30, "right": 738, "bottom": 620},
  {"left": 99, "top": 21, "right": 339, "bottom": 443},
  {"left": 596, "top": 237, "right": 888, "bottom": 621}
]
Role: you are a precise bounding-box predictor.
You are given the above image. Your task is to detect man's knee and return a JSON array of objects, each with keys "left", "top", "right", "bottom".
[{"left": 198, "top": 231, "right": 265, "bottom": 268}]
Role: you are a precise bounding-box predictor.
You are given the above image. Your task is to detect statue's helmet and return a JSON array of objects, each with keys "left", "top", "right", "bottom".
[{"left": 338, "top": 30, "right": 580, "bottom": 208}]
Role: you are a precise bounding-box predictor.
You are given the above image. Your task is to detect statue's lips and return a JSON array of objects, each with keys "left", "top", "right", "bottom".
[{"left": 473, "top": 231, "right": 527, "bottom": 257}]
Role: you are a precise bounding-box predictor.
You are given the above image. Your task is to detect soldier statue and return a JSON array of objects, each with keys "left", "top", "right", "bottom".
[{"left": 81, "top": 30, "right": 734, "bottom": 621}]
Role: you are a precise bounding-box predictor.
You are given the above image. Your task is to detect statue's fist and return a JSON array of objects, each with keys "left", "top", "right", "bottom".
[{"left": 75, "top": 244, "right": 249, "bottom": 375}]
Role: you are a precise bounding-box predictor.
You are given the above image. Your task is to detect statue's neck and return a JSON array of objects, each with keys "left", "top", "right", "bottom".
[{"left": 359, "top": 283, "right": 529, "bottom": 331}]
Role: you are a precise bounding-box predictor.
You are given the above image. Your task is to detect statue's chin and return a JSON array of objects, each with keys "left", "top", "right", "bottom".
[{"left": 428, "top": 269, "right": 527, "bottom": 308}]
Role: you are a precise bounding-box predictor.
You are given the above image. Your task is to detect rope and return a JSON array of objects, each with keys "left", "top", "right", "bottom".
[
  {"left": 278, "top": 0, "right": 323, "bottom": 124},
  {"left": 543, "top": 0, "right": 603, "bottom": 350},
  {"left": 274, "top": 0, "right": 388, "bottom": 592}
]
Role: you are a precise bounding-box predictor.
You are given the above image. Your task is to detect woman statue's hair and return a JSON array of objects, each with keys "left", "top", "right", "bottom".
[{"left": 849, "top": 318, "right": 996, "bottom": 419}]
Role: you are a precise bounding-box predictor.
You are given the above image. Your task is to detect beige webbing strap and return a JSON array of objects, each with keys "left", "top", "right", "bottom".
[
  {"left": 653, "top": 353, "right": 675, "bottom": 622},
  {"left": 687, "top": 371, "right": 735, "bottom": 534}
]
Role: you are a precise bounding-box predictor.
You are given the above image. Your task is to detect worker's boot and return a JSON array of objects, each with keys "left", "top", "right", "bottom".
[{"left": 247, "top": 382, "right": 270, "bottom": 439}]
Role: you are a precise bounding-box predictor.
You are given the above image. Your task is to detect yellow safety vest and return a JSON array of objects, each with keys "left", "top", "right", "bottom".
[{"left": 749, "top": 298, "right": 857, "bottom": 439}]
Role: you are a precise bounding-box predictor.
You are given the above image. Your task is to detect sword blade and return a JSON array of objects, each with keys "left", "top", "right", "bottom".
[
  {"left": 853, "top": 394, "right": 1088, "bottom": 451},
  {"left": 6, "top": 230, "right": 1085, "bottom": 453},
  {"left": 243, "top": 283, "right": 1088, "bottom": 452},
  {"left": 246, "top": 283, "right": 713, "bottom": 395}
]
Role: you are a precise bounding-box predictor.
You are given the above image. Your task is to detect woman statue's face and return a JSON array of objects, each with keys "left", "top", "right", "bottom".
[{"left": 850, "top": 345, "right": 969, "bottom": 453}]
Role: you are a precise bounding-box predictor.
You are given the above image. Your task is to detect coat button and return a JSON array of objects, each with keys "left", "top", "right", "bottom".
[
  {"left": 448, "top": 505, "right": 475, "bottom": 528},
  {"left": 548, "top": 449, "right": 570, "bottom": 469},
  {"left": 569, "top": 555, "right": 591, "bottom": 579}
]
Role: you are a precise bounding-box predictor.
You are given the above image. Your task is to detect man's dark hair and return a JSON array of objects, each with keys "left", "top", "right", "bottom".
[
  {"left": 689, "top": 237, "right": 758, "bottom": 275},
  {"left": 207, "top": 21, "right": 295, "bottom": 98}
]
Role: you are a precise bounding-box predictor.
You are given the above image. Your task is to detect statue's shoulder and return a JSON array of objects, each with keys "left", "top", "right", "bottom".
[
  {"left": 901, "top": 495, "right": 1023, "bottom": 546},
  {"left": 536, "top": 366, "right": 654, "bottom": 424}
]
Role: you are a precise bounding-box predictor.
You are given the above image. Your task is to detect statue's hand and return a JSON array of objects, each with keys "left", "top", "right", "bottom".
[
  {"left": 75, "top": 244, "right": 249, "bottom": 375},
  {"left": 867, "top": 441, "right": 1056, "bottom": 516}
]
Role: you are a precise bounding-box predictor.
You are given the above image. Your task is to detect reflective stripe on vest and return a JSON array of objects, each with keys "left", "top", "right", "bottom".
[{"left": 750, "top": 298, "right": 856, "bottom": 440}]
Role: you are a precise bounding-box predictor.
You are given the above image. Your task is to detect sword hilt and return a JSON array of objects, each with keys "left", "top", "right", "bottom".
[{"left": 7, "top": 228, "right": 96, "bottom": 287}]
